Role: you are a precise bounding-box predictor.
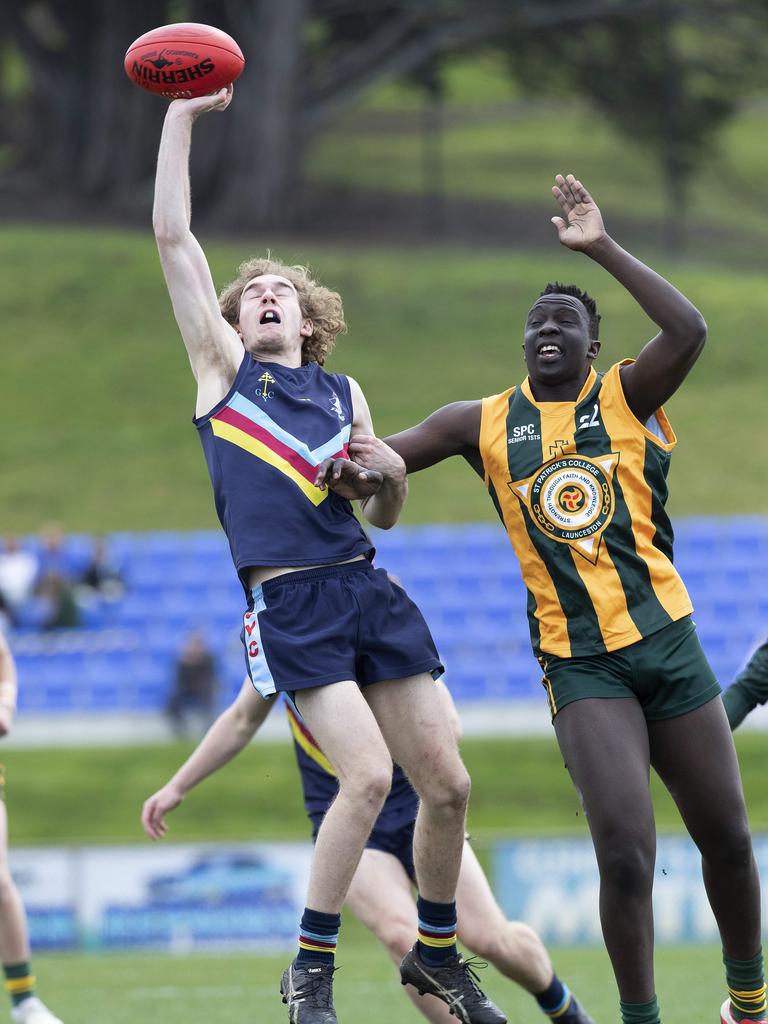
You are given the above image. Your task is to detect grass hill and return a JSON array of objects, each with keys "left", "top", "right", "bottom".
[
  {"left": 0, "top": 224, "right": 766, "bottom": 532},
  {"left": 2, "top": 59, "right": 768, "bottom": 531}
]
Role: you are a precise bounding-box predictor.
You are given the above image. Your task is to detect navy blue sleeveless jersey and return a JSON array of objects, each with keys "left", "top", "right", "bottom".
[
  {"left": 285, "top": 700, "right": 419, "bottom": 833},
  {"left": 195, "top": 354, "right": 373, "bottom": 584}
]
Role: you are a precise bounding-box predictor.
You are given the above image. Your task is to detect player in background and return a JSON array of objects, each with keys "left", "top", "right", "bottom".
[
  {"left": 151, "top": 86, "right": 502, "bottom": 1024},
  {"left": 143, "top": 676, "right": 594, "bottom": 1024},
  {"left": 0, "top": 634, "right": 63, "bottom": 1024},
  {"left": 722, "top": 639, "right": 768, "bottom": 730},
  {"left": 343, "top": 175, "right": 765, "bottom": 1024}
]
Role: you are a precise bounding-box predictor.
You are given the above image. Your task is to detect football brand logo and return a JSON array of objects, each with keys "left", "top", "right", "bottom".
[{"left": 510, "top": 452, "right": 620, "bottom": 563}]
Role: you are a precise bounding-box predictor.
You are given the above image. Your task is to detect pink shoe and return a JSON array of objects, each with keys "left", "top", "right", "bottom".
[{"left": 721, "top": 998, "right": 768, "bottom": 1024}]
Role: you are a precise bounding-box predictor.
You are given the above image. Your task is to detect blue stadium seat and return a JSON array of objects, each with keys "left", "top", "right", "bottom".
[{"left": 7, "top": 519, "right": 767, "bottom": 714}]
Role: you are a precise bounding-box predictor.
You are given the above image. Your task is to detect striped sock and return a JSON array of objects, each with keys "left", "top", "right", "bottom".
[
  {"left": 536, "top": 974, "right": 573, "bottom": 1018},
  {"left": 619, "top": 997, "right": 661, "bottom": 1024},
  {"left": 296, "top": 908, "right": 340, "bottom": 965},
  {"left": 416, "top": 896, "right": 457, "bottom": 966},
  {"left": 3, "top": 962, "right": 36, "bottom": 1007},
  {"left": 724, "top": 949, "right": 767, "bottom": 1021}
]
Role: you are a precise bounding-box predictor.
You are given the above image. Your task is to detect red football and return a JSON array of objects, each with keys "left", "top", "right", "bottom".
[{"left": 124, "top": 22, "right": 244, "bottom": 99}]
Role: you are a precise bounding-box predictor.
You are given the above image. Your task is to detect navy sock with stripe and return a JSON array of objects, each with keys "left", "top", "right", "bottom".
[
  {"left": 296, "top": 908, "right": 340, "bottom": 965},
  {"left": 535, "top": 974, "right": 573, "bottom": 1018},
  {"left": 416, "top": 896, "right": 458, "bottom": 966}
]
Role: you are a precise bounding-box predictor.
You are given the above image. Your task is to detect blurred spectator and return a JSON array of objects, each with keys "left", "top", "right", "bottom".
[
  {"left": 0, "top": 593, "right": 11, "bottom": 635},
  {"left": 166, "top": 631, "right": 219, "bottom": 738},
  {"left": 78, "top": 537, "right": 125, "bottom": 602},
  {"left": 36, "top": 572, "right": 80, "bottom": 630},
  {"left": 0, "top": 537, "right": 38, "bottom": 616},
  {"left": 37, "top": 523, "right": 78, "bottom": 581}
]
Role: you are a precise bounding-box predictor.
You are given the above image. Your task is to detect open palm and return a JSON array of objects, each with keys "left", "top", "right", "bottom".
[{"left": 551, "top": 173, "right": 605, "bottom": 251}]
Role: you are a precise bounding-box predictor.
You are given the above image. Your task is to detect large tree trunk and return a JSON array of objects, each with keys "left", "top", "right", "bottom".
[
  {"left": 4, "top": 0, "right": 675, "bottom": 229},
  {"left": 207, "top": 0, "right": 308, "bottom": 229},
  {"left": 4, "top": 0, "right": 168, "bottom": 212},
  {"left": 659, "top": 0, "right": 687, "bottom": 256}
]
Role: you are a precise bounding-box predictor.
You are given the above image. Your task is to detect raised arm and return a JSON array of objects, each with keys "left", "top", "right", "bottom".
[
  {"left": 551, "top": 174, "right": 707, "bottom": 423},
  {"left": 153, "top": 87, "right": 244, "bottom": 418},
  {"left": 141, "top": 679, "right": 276, "bottom": 840},
  {"left": 380, "top": 400, "right": 483, "bottom": 476},
  {"left": 347, "top": 377, "right": 407, "bottom": 529}
]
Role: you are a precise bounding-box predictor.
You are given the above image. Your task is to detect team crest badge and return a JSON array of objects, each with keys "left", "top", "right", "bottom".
[{"left": 510, "top": 452, "right": 620, "bottom": 564}]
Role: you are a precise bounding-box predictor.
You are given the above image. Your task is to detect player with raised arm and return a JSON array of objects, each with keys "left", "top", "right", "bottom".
[
  {"left": 142, "top": 676, "right": 594, "bottom": 1024},
  {"left": 347, "top": 175, "right": 766, "bottom": 1024},
  {"left": 0, "top": 634, "right": 62, "bottom": 1024},
  {"left": 151, "top": 87, "right": 503, "bottom": 1024}
]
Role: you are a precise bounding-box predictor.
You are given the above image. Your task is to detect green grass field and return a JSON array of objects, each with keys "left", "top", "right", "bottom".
[
  {"left": 32, "top": 939, "right": 729, "bottom": 1023},
  {"left": 7, "top": 735, "right": 768, "bottom": 1021},
  {"left": 6, "top": 731, "right": 768, "bottom": 844}
]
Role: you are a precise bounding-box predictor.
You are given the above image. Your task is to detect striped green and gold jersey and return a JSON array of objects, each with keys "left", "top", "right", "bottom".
[{"left": 479, "top": 360, "right": 692, "bottom": 658}]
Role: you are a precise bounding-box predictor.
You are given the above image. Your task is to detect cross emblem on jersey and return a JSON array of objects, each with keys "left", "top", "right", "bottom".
[
  {"left": 257, "top": 371, "right": 276, "bottom": 401},
  {"left": 549, "top": 439, "right": 572, "bottom": 459}
]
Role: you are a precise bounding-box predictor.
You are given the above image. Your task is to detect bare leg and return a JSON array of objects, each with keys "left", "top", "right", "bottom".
[
  {"left": 648, "top": 696, "right": 761, "bottom": 958},
  {"left": 364, "top": 675, "right": 470, "bottom": 902},
  {"left": 456, "top": 841, "right": 553, "bottom": 994},
  {"left": 295, "top": 680, "right": 393, "bottom": 912},
  {"left": 346, "top": 849, "right": 454, "bottom": 1023},
  {"left": 0, "top": 801, "right": 30, "bottom": 964},
  {"left": 554, "top": 698, "right": 656, "bottom": 1004}
]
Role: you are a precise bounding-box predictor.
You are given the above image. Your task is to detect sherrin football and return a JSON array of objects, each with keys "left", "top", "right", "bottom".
[{"left": 124, "top": 22, "right": 244, "bottom": 99}]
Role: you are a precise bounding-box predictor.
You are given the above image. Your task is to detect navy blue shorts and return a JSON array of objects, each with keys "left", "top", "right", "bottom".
[
  {"left": 311, "top": 815, "right": 416, "bottom": 881},
  {"left": 242, "top": 559, "right": 443, "bottom": 697}
]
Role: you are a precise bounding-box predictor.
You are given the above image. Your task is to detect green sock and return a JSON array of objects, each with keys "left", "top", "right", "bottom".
[
  {"left": 619, "top": 996, "right": 661, "bottom": 1024},
  {"left": 3, "top": 961, "right": 36, "bottom": 1007},
  {"left": 724, "top": 949, "right": 767, "bottom": 1021}
]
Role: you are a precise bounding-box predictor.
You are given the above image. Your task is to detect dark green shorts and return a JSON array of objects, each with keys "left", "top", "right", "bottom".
[{"left": 538, "top": 615, "right": 721, "bottom": 721}]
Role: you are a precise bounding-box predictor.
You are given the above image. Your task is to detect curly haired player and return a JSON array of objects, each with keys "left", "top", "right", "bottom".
[{"left": 150, "top": 85, "right": 503, "bottom": 1024}]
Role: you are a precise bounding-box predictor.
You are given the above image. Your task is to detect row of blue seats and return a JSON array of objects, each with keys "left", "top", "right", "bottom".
[
  {"left": 20, "top": 517, "right": 768, "bottom": 563},
  {"left": 118, "top": 560, "right": 768, "bottom": 592},
  {"left": 6, "top": 522, "right": 767, "bottom": 714},
  {"left": 14, "top": 635, "right": 759, "bottom": 714},
  {"left": 116, "top": 547, "right": 768, "bottom": 585}
]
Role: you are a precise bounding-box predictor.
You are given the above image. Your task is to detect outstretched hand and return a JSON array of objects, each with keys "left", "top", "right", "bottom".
[
  {"left": 142, "top": 784, "right": 184, "bottom": 841},
  {"left": 551, "top": 173, "right": 606, "bottom": 252},
  {"left": 170, "top": 84, "right": 233, "bottom": 119},
  {"left": 314, "top": 456, "right": 383, "bottom": 500}
]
